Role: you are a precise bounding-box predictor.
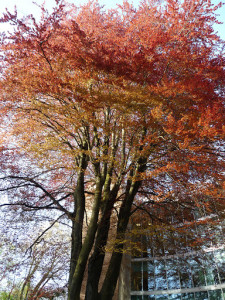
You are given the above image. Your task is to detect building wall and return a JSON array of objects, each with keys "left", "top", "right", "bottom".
[{"left": 119, "top": 207, "right": 225, "bottom": 300}]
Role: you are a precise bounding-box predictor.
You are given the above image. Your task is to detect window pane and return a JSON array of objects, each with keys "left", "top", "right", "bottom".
[
  {"left": 167, "top": 274, "right": 180, "bottom": 290},
  {"left": 131, "top": 262, "right": 142, "bottom": 291},
  {"left": 215, "top": 250, "right": 225, "bottom": 283},
  {"left": 166, "top": 258, "right": 180, "bottom": 290},
  {"left": 208, "top": 289, "right": 222, "bottom": 300},
  {"left": 204, "top": 256, "right": 217, "bottom": 286},
  {"left": 203, "top": 252, "right": 218, "bottom": 286},
  {"left": 153, "top": 259, "right": 167, "bottom": 290},
  {"left": 144, "top": 296, "right": 155, "bottom": 300},
  {"left": 188, "top": 256, "right": 206, "bottom": 287},
  {"left": 141, "top": 261, "right": 155, "bottom": 290},
  {"left": 131, "top": 296, "right": 143, "bottom": 300},
  {"left": 165, "top": 232, "right": 176, "bottom": 255},
  {"left": 219, "top": 268, "right": 225, "bottom": 284},
  {"left": 155, "top": 260, "right": 166, "bottom": 275},
  {"left": 195, "top": 291, "right": 208, "bottom": 300},
  {"left": 155, "top": 295, "right": 169, "bottom": 300},
  {"left": 168, "top": 294, "right": 182, "bottom": 300},
  {"left": 205, "top": 270, "right": 215, "bottom": 285},
  {"left": 181, "top": 293, "right": 195, "bottom": 300},
  {"left": 147, "top": 273, "right": 155, "bottom": 290},
  {"left": 155, "top": 273, "right": 167, "bottom": 290},
  {"left": 178, "top": 259, "right": 192, "bottom": 289},
  {"left": 147, "top": 261, "right": 154, "bottom": 273},
  {"left": 143, "top": 261, "right": 149, "bottom": 291},
  {"left": 213, "top": 271, "right": 220, "bottom": 285},
  {"left": 143, "top": 235, "right": 153, "bottom": 258},
  {"left": 132, "top": 261, "right": 142, "bottom": 272},
  {"left": 132, "top": 232, "right": 144, "bottom": 258},
  {"left": 166, "top": 258, "right": 179, "bottom": 290},
  {"left": 192, "top": 268, "right": 206, "bottom": 287},
  {"left": 153, "top": 235, "right": 165, "bottom": 256},
  {"left": 131, "top": 273, "right": 142, "bottom": 291}
]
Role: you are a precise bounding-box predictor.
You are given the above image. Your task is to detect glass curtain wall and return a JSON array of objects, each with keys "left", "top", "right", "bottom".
[{"left": 129, "top": 204, "right": 225, "bottom": 300}]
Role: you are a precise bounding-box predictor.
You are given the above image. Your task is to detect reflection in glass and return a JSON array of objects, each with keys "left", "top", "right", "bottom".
[
  {"left": 147, "top": 261, "right": 154, "bottom": 273},
  {"left": 147, "top": 273, "right": 155, "bottom": 291},
  {"left": 212, "top": 269, "right": 220, "bottom": 285},
  {"left": 131, "top": 296, "right": 143, "bottom": 300},
  {"left": 155, "top": 295, "right": 169, "bottom": 300},
  {"left": 178, "top": 259, "right": 192, "bottom": 289},
  {"left": 168, "top": 294, "right": 182, "bottom": 300},
  {"left": 223, "top": 289, "right": 225, "bottom": 299},
  {"left": 144, "top": 296, "right": 155, "bottom": 300},
  {"left": 143, "top": 234, "right": 154, "bottom": 258},
  {"left": 155, "top": 260, "right": 166, "bottom": 275},
  {"left": 192, "top": 268, "right": 206, "bottom": 287},
  {"left": 205, "top": 269, "right": 215, "bottom": 286},
  {"left": 165, "top": 232, "right": 176, "bottom": 255},
  {"left": 215, "top": 250, "right": 225, "bottom": 283},
  {"left": 195, "top": 291, "right": 209, "bottom": 300},
  {"left": 130, "top": 207, "right": 225, "bottom": 300},
  {"left": 143, "top": 261, "right": 155, "bottom": 290},
  {"left": 153, "top": 259, "right": 167, "bottom": 290},
  {"left": 179, "top": 270, "right": 192, "bottom": 289},
  {"left": 181, "top": 293, "right": 195, "bottom": 300},
  {"left": 132, "top": 261, "right": 142, "bottom": 272},
  {"left": 208, "top": 289, "right": 222, "bottom": 300},
  {"left": 167, "top": 274, "right": 180, "bottom": 290},
  {"left": 131, "top": 262, "right": 142, "bottom": 291},
  {"left": 166, "top": 259, "right": 180, "bottom": 290},
  {"left": 188, "top": 256, "right": 206, "bottom": 287},
  {"left": 131, "top": 272, "right": 142, "bottom": 291},
  {"left": 155, "top": 273, "right": 167, "bottom": 290}
]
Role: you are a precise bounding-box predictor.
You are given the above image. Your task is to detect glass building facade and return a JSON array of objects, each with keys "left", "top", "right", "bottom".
[
  {"left": 130, "top": 248, "right": 225, "bottom": 300},
  {"left": 121, "top": 204, "right": 225, "bottom": 300}
]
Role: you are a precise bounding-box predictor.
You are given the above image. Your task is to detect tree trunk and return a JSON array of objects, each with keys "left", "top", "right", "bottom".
[
  {"left": 68, "top": 153, "right": 87, "bottom": 295},
  {"left": 85, "top": 182, "right": 120, "bottom": 300},
  {"left": 85, "top": 206, "right": 112, "bottom": 300},
  {"left": 68, "top": 176, "right": 102, "bottom": 300},
  {"left": 99, "top": 168, "right": 145, "bottom": 300},
  {"left": 68, "top": 187, "right": 85, "bottom": 294}
]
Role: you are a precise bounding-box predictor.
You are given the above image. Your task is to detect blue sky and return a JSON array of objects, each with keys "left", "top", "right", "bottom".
[{"left": 0, "top": 0, "right": 224, "bottom": 39}]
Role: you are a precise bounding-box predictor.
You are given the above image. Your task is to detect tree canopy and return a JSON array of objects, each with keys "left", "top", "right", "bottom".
[{"left": 0, "top": 0, "right": 225, "bottom": 299}]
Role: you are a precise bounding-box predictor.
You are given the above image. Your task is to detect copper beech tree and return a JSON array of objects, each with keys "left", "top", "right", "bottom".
[{"left": 0, "top": 0, "right": 225, "bottom": 299}]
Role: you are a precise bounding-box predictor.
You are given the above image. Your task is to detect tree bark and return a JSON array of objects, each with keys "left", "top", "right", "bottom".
[
  {"left": 68, "top": 153, "right": 87, "bottom": 296},
  {"left": 85, "top": 178, "right": 121, "bottom": 300},
  {"left": 99, "top": 196, "right": 133, "bottom": 300},
  {"left": 85, "top": 200, "right": 113, "bottom": 299},
  {"left": 68, "top": 176, "right": 102, "bottom": 300},
  {"left": 99, "top": 157, "right": 146, "bottom": 300}
]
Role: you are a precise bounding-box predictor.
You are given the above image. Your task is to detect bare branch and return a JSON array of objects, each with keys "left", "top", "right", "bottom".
[
  {"left": 26, "top": 213, "right": 66, "bottom": 255},
  {"left": 1, "top": 175, "right": 72, "bottom": 218}
]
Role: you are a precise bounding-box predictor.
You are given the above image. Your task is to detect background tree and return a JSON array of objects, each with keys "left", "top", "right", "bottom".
[
  {"left": 0, "top": 209, "right": 69, "bottom": 299},
  {"left": 0, "top": 0, "right": 225, "bottom": 299}
]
